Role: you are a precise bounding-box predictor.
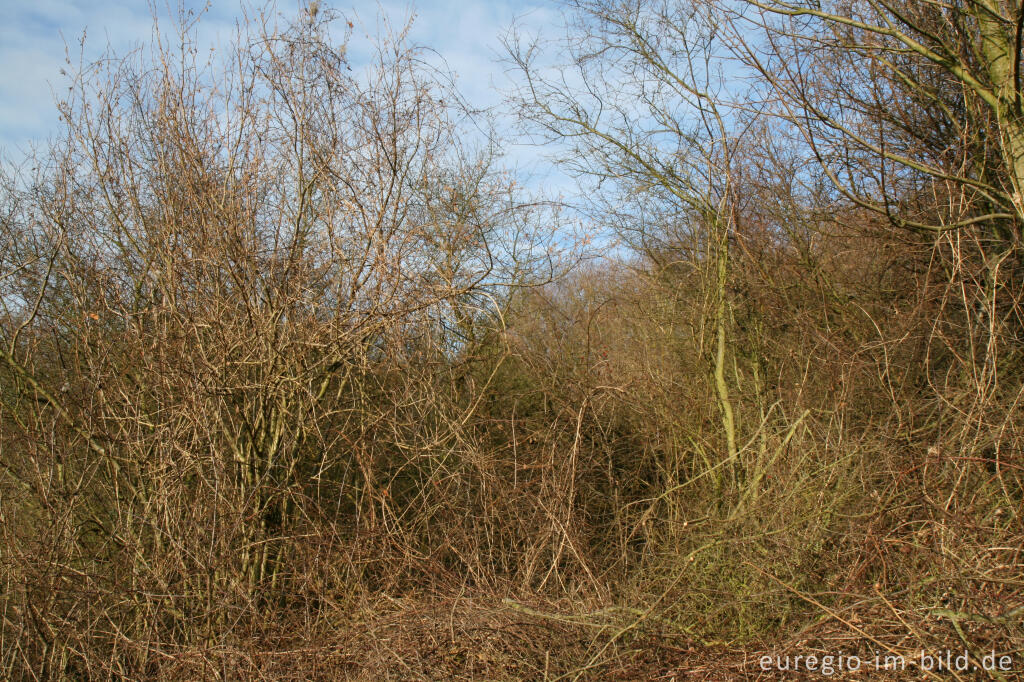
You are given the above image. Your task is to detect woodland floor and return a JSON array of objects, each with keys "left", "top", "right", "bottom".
[{"left": 190, "top": 593, "right": 979, "bottom": 681}]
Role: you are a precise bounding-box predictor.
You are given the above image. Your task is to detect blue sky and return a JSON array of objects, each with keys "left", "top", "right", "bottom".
[{"left": 0, "top": 1, "right": 559, "bottom": 166}]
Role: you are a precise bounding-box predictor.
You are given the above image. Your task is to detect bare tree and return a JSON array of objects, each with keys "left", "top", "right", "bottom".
[
  {"left": 731, "top": 0, "right": 1024, "bottom": 491},
  {"left": 507, "top": 0, "right": 761, "bottom": 510},
  {"left": 0, "top": 4, "right": 554, "bottom": 676},
  {"left": 733, "top": 0, "right": 1024, "bottom": 237}
]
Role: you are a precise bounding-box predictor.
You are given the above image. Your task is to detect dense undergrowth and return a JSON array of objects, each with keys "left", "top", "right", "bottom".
[{"left": 1, "top": 1, "right": 1022, "bottom": 679}]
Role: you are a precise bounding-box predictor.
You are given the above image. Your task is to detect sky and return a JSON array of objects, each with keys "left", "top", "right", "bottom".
[{"left": 0, "top": 0, "right": 561, "bottom": 172}]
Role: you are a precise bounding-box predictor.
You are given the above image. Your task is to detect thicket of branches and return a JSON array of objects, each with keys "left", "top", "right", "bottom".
[{"left": 1, "top": 1, "right": 1022, "bottom": 679}]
